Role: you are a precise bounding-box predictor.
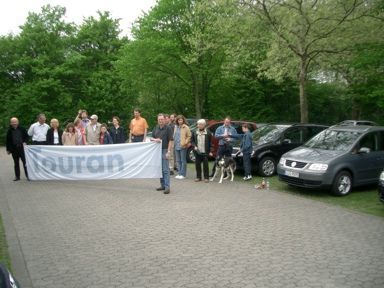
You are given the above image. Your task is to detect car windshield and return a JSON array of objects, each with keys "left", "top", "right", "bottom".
[
  {"left": 303, "top": 129, "right": 362, "bottom": 151},
  {"left": 252, "top": 125, "right": 287, "bottom": 144}
]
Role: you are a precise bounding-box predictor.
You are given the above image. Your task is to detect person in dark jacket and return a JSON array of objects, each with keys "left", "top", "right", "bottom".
[
  {"left": 99, "top": 124, "right": 113, "bottom": 144},
  {"left": 240, "top": 123, "right": 253, "bottom": 180},
  {"left": 192, "top": 119, "right": 212, "bottom": 183},
  {"left": 110, "top": 116, "right": 126, "bottom": 144},
  {"left": 46, "top": 118, "right": 63, "bottom": 145},
  {"left": 6, "top": 117, "right": 29, "bottom": 181}
]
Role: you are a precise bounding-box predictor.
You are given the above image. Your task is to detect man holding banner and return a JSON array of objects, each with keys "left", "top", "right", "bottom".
[
  {"left": 6, "top": 117, "right": 29, "bottom": 181},
  {"left": 152, "top": 113, "right": 174, "bottom": 194}
]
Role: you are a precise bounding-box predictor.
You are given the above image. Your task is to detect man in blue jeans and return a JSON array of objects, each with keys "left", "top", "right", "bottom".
[{"left": 151, "top": 114, "right": 174, "bottom": 194}]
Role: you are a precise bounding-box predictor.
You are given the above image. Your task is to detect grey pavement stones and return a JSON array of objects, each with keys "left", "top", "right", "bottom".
[{"left": 0, "top": 148, "right": 383, "bottom": 287}]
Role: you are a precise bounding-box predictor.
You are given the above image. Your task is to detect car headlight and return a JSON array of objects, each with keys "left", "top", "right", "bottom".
[
  {"left": 279, "top": 157, "right": 286, "bottom": 165},
  {"left": 380, "top": 171, "right": 384, "bottom": 181},
  {"left": 308, "top": 163, "right": 328, "bottom": 171}
]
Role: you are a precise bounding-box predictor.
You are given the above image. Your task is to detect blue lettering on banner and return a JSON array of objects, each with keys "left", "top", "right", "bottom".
[{"left": 30, "top": 147, "right": 124, "bottom": 174}]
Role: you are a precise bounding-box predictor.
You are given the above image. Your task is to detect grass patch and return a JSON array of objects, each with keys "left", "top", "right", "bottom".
[
  {"left": 187, "top": 163, "right": 384, "bottom": 217},
  {"left": 250, "top": 175, "right": 384, "bottom": 218},
  {"left": 0, "top": 213, "right": 12, "bottom": 270}
]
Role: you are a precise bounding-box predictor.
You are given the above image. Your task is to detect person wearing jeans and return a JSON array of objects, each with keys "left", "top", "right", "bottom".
[
  {"left": 151, "top": 114, "right": 174, "bottom": 194},
  {"left": 174, "top": 115, "right": 191, "bottom": 179},
  {"left": 240, "top": 124, "right": 253, "bottom": 180}
]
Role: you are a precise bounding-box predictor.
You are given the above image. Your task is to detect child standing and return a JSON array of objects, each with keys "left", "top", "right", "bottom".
[{"left": 241, "top": 124, "right": 253, "bottom": 180}]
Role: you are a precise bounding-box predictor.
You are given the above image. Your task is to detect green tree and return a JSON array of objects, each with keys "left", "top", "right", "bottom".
[
  {"left": 74, "top": 11, "right": 131, "bottom": 122},
  {"left": 242, "top": 0, "right": 370, "bottom": 123},
  {"left": 117, "top": 0, "right": 228, "bottom": 118}
]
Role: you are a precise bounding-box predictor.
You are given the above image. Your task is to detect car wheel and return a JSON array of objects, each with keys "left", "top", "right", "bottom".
[
  {"left": 186, "top": 147, "right": 195, "bottom": 163},
  {"left": 332, "top": 171, "right": 352, "bottom": 196},
  {"left": 258, "top": 157, "right": 276, "bottom": 177}
]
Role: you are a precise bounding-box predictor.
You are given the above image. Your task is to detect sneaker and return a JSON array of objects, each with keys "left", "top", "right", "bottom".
[
  {"left": 243, "top": 176, "right": 248, "bottom": 180},
  {"left": 175, "top": 175, "right": 181, "bottom": 179},
  {"left": 245, "top": 175, "right": 252, "bottom": 181},
  {"left": 204, "top": 179, "right": 209, "bottom": 183},
  {"left": 163, "top": 188, "right": 170, "bottom": 194},
  {"left": 194, "top": 178, "right": 202, "bottom": 182},
  {"left": 156, "top": 186, "right": 165, "bottom": 191},
  {"left": 178, "top": 176, "right": 185, "bottom": 180}
]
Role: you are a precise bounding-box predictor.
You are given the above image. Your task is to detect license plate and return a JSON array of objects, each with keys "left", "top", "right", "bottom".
[{"left": 285, "top": 170, "right": 299, "bottom": 178}]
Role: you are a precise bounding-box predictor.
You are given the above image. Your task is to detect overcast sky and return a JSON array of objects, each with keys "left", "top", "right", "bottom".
[{"left": 0, "top": 0, "right": 157, "bottom": 37}]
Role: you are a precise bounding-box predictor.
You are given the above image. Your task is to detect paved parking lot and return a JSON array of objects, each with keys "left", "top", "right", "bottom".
[{"left": 0, "top": 148, "right": 383, "bottom": 288}]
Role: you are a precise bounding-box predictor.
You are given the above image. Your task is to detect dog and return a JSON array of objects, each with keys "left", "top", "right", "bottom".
[{"left": 210, "top": 156, "right": 236, "bottom": 184}]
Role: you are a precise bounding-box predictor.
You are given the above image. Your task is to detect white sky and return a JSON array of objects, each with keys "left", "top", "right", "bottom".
[{"left": 0, "top": 0, "right": 157, "bottom": 37}]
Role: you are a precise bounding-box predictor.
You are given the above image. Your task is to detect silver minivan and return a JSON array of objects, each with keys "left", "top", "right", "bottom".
[{"left": 277, "top": 125, "right": 384, "bottom": 196}]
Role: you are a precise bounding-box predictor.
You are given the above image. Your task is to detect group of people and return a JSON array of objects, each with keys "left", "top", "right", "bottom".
[
  {"left": 150, "top": 114, "right": 253, "bottom": 195},
  {"left": 5, "top": 109, "right": 149, "bottom": 181},
  {"left": 6, "top": 110, "right": 253, "bottom": 195}
]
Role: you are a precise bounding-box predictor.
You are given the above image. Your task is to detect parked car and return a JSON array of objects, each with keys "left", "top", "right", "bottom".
[
  {"left": 379, "top": 170, "right": 384, "bottom": 203},
  {"left": 338, "top": 120, "right": 377, "bottom": 126},
  {"left": 186, "top": 120, "right": 258, "bottom": 162},
  {"left": 234, "top": 123, "right": 328, "bottom": 177},
  {"left": 277, "top": 125, "right": 384, "bottom": 196}
]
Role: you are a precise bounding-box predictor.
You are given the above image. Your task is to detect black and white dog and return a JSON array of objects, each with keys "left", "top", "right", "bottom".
[{"left": 210, "top": 156, "right": 236, "bottom": 184}]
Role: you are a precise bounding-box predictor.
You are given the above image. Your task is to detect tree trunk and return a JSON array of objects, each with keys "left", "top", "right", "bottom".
[
  {"left": 299, "top": 57, "right": 308, "bottom": 123},
  {"left": 192, "top": 77, "right": 202, "bottom": 119}
]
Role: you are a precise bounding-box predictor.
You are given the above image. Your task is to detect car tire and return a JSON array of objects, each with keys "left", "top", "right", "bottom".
[
  {"left": 331, "top": 171, "right": 352, "bottom": 196},
  {"left": 258, "top": 157, "right": 276, "bottom": 177},
  {"left": 186, "top": 147, "right": 196, "bottom": 163}
]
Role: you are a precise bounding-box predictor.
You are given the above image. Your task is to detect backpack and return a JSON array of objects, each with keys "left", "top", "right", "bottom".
[{"left": 0, "top": 263, "right": 19, "bottom": 288}]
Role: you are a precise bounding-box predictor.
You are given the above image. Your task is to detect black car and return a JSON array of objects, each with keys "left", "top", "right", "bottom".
[{"left": 234, "top": 123, "right": 328, "bottom": 177}]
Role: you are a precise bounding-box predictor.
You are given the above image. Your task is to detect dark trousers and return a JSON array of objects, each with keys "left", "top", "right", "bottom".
[
  {"left": 32, "top": 141, "right": 47, "bottom": 145},
  {"left": 217, "top": 144, "right": 233, "bottom": 158},
  {"left": 211, "top": 144, "right": 233, "bottom": 176},
  {"left": 131, "top": 135, "right": 144, "bottom": 142},
  {"left": 195, "top": 153, "right": 209, "bottom": 180},
  {"left": 11, "top": 146, "right": 28, "bottom": 179},
  {"left": 243, "top": 152, "right": 252, "bottom": 176}
]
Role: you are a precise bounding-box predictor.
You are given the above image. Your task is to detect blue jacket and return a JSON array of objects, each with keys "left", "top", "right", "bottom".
[
  {"left": 215, "top": 125, "right": 238, "bottom": 146},
  {"left": 240, "top": 131, "right": 253, "bottom": 154},
  {"left": 101, "top": 132, "right": 113, "bottom": 144}
]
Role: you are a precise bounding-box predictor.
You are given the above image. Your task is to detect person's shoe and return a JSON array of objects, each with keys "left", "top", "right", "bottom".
[
  {"left": 204, "top": 179, "right": 209, "bottom": 183},
  {"left": 13, "top": 178, "right": 20, "bottom": 181},
  {"left": 194, "top": 178, "right": 201, "bottom": 182},
  {"left": 178, "top": 176, "right": 185, "bottom": 180},
  {"left": 244, "top": 175, "right": 252, "bottom": 181},
  {"left": 175, "top": 175, "right": 181, "bottom": 179},
  {"left": 163, "top": 188, "right": 170, "bottom": 194},
  {"left": 170, "top": 170, "right": 175, "bottom": 175},
  {"left": 156, "top": 186, "right": 165, "bottom": 191},
  {"left": 243, "top": 176, "right": 247, "bottom": 180}
]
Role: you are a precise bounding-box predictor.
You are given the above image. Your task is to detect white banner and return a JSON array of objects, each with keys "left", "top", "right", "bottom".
[{"left": 24, "top": 142, "right": 162, "bottom": 181}]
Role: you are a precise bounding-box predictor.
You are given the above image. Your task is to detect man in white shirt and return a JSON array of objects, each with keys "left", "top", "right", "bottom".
[
  {"left": 28, "top": 114, "right": 50, "bottom": 145},
  {"left": 85, "top": 114, "right": 101, "bottom": 145}
]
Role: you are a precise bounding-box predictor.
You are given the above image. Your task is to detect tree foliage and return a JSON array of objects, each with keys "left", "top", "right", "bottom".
[{"left": 0, "top": 1, "right": 383, "bottom": 144}]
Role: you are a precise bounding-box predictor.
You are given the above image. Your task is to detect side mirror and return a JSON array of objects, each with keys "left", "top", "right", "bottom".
[
  {"left": 358, "top": 147, "right": 371, "bottom": 154},
  {"left": 282, "top": 139, "right": 291, "bottom": 145}
]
